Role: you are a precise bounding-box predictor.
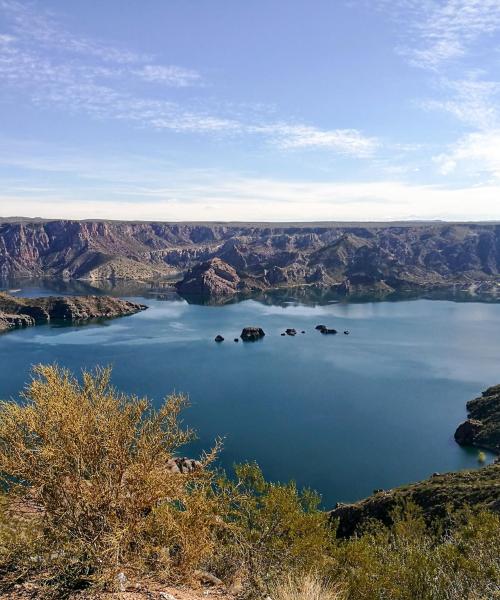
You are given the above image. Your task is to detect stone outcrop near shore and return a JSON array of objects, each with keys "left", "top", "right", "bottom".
[
  {"left": 0, "top": 292, "right": 146, "bottom": 332},
  {"left": 329, "top": 384, "right": 500, "bottom": 537}
]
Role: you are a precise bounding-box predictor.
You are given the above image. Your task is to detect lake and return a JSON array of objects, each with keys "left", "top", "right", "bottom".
[{"left": 0, "top": 280, "right": 498, "bottom": 508}]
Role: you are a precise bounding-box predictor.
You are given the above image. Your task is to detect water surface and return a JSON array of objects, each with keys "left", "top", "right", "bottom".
[{"left": 0, "top": 281, "right": 498, "bottom": 507}]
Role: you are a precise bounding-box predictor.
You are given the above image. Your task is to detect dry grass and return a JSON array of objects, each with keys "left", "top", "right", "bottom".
[{"left": 270, "top": 573, "right": 343, "bottom": 600}]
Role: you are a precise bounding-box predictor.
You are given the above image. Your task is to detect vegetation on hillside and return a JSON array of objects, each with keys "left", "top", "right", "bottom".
[{"left": 0, "top": 365, "right": 499, "bottom": 599}]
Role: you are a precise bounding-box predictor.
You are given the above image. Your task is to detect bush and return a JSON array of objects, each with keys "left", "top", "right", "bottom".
[
  {"left": 1, "top": 365, "right": 499, "bottom": 600},
  {"left": 0, "top": 364, "right": 223, "bottom": 595},
  {"left": 327, "top": 506, "right": 500, "bottom": 600},
  {"left": 209, "top": 462, "right": 334, "bottom": 596}
]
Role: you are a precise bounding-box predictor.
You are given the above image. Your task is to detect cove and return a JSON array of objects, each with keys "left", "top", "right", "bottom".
[{"left": 0, "top": 281, "right": 498, "bottom": 508}]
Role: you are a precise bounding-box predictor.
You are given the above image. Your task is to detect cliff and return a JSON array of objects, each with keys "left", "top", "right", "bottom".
[
  {"left": 0, "top": 292, "right": 146, "bottom": 332},
  {"left": 454, "top": 385, "right": 500, "bottom": 453},
  {"left": 1, "top": 220, "right": 500, "bottom": 298}
]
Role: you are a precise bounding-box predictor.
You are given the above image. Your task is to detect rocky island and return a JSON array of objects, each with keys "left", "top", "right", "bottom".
[
  {"left": 2, "top": 219, "right": 500, "bottom": 301},
  {"left": 0, "top": 292, "right": 147, "bottom": 332}
]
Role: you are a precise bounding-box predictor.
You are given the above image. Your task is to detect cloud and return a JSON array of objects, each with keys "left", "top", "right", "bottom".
[
  {"left": 420, "top": 76, "right": 500, "bottom": 129},
  {"left": 435, "top": 130, "right": 500, "bottom": 178},
  {"left": 386, "top": 0, "right": 500, "bottom": 70},
  {"left": 1, "top": 159, "right": 499, "bottom": 221},
  {"left": 253, "top": 124, "right": 378, "bottom": 156},
  {"left": 0, "top": 1, "right": 378, "bottom": 157},
  {"left": 135, "top": 65, "right": 201, "bottom": 86}
]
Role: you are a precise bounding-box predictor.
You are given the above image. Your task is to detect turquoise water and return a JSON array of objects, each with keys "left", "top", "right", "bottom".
[{"left": 0, "top": 282, "right": 498, "bottom": 507}]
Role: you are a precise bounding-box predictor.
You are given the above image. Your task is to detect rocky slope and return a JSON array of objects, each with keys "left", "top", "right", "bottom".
[
  {"left": 330, "top": 385, "right": 500, "bottom": 537},
  {"left": 0, "top": 292, "right": 146, "bottom": 332},
  {"left": 175, "top": 257, "right": 265, "bottom": 300},
  {"left": 1, "top": 220, "right": 500, "bottom": 298}
]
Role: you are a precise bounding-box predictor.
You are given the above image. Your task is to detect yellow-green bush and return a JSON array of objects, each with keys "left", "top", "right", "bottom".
[
  {"left": 209, "top": 462, "right": 335, "bottom": 596},
  {"left": 0, "top": 365, "right": 499, "bottom": 600},
  {"left": 0, "top": 364, "right": 224, "bottom": 595}
]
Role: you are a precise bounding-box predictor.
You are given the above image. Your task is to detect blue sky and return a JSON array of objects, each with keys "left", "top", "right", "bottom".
[{"left": 1, "top": 0, "right": 500, "bottom": 221}]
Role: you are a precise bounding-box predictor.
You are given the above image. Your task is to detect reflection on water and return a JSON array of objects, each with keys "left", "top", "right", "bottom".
[
  {"left": 2, "top": 277, "right": 500, "bottom": 307},
  {"left": 0, "top": 278, "right": 499, "bottom": 508}
]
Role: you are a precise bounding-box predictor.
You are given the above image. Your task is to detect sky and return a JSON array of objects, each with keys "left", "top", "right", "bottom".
[{"left": 1, "top": 0, "right": 500, "bottom": 222}]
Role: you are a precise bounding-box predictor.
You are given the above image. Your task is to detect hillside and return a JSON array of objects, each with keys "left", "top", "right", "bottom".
[{"left": 1, "top": 220, "right": 500, "bottom": 298}]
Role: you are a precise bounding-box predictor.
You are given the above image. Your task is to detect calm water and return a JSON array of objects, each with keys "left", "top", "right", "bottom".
[{"left": 0, "top": 281, "right": 498, "bottom": 507}]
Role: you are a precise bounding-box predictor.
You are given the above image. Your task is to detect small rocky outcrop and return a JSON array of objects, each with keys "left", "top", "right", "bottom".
[
  {"left": 176, "top": 258, "right": 241, "bottom": 298},
  {"left": 454, "top": 419, "right": 483, "bottom": 446},
  {"left": 454, "top": 384, "right": 500, "bottom": 453},
  {"left": 0, "top": 312, "right": 35, "bottom": 331},
  {"left": 214, "top": 335, "right": 224, "bottom": 343},
  {"left": 240, "top": 327, "right": 265, "bottom": 341},
  {"left": 166, "top": 457, "right": 202, "bottom": 474},
  {"left": 0, "top": 292, "right": 146, "bottom": 333},
  {"left": 285, "top": 328, "right": 297, "bottom": 336},
  {"left": 317, "top": 325, "right": 338, "bottom": 334}
]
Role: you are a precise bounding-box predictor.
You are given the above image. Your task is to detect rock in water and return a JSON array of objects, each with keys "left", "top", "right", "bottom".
[
  {"left": 286, "top": 328, "right": 297, "bottom": 336},
  {"left": 240, "top": 327, "right": 265, "bottom": 341},
  {"left": 214, "top": 335, "right": 224, "bottom": 342},
  {"left": 316, "top": 324, "right": 338, "bottom": 334}
]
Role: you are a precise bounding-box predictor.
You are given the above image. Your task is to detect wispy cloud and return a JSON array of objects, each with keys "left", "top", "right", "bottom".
[
  {"left": 381, "top": 0, "right": 500, "bottom": 70},
  {"left": 0, "top": 0, "right": 377, "bottom": 157},
  {"left": 0, "top": 140, "right": 496, "bottom": 220},
  {"left": 253, "top": 124, "right": 378, "bottom": 156},
  {"left": 435, "top": 130, "right": 500, "bottom": 178},
  {"left": 371, "top": 0, "right": 500, "bottom": 180},
  {"left": 134, "top": 65, "right": 202, "bottom": 86},
  {"left": 420, "top": 76, "right": 500, "bottom": 129}
]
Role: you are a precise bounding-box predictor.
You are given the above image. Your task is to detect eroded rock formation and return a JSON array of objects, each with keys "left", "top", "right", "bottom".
[
  {"left": 2, "top": 220, "right": 500, "bottom": 299},
  {"left": 0, "top": 292, "right": 146, "bottom": 332}
]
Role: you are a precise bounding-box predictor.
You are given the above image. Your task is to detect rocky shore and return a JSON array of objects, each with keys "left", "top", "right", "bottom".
[
  {"left": 329, "top": 385, "right": 500, "bottom": 537},
  {"left": 0, "top": 292, "right": 147, "bottom": 332}
]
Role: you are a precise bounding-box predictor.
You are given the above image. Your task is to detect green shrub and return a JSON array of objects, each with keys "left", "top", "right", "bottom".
[{"left": 208, "top": 462, "right": 334, "bottom": 596}]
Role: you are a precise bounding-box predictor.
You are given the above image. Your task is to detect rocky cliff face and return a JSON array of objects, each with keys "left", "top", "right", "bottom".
[
  {"left": 455, "top": 385, "right": 500, "bottom": 453},
  {"left": 1, "top": 220, "right": 500, "bottom": 297},
  {"left": 175, "top": 257, "right": 265, "bottom": 300},
  {"left": 0, "top": 292, "right": 146, "bottom": 332}
]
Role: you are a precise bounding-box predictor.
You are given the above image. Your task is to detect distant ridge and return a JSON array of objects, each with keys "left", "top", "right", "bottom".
[{"left": 1, "top": 219, "right": 499, "bottom": 299}]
